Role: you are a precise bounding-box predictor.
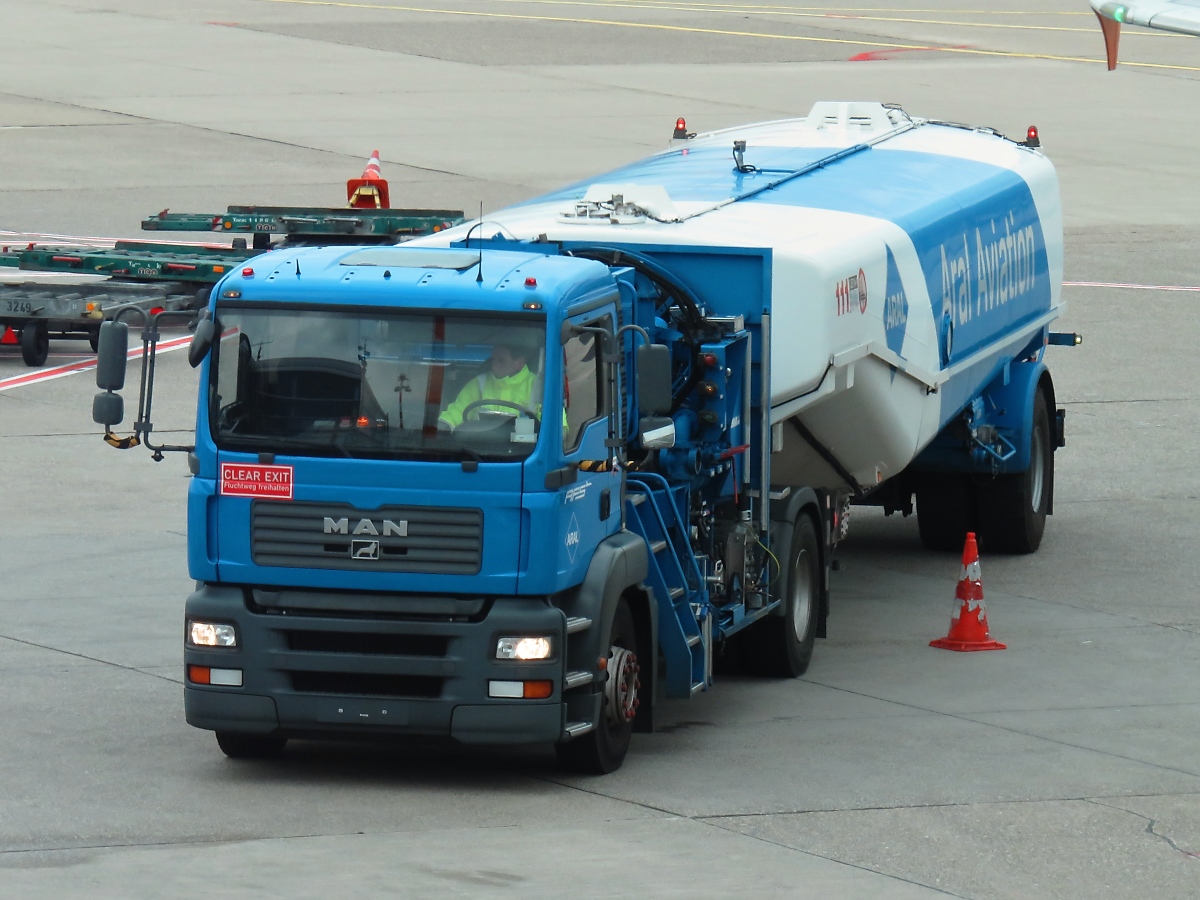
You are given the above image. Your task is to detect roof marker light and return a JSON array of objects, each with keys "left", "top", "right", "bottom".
[
  {"left": 242, "top": 267, "right": 254, "bottom": 277},
  {"left": 1023, "top": 126, "right": 1040, "bottom": 149},
  {"left": 672, "top": 117, "right": 694, "bottom": 141},
  {"left": 525, "top": 277, "right": 537, "bottom": 287}
]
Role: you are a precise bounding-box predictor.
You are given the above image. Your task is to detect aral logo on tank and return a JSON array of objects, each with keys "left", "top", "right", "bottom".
[
  {"left": 835, "top": 269, "right": 868, "bottom": 316},
  {"left": 883, "top": 246, "right": 908, "bottom": 358}
]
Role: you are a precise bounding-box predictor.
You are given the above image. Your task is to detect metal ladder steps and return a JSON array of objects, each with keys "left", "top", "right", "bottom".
[
  {"left": 564, "top": 721, "right": 596, "bottom": 738},
  {"left": 686, "top": 633, "right": 702, "bottom": 648},
  {"left": 648, "top": 539, "right": 668, "bottom": 555}
]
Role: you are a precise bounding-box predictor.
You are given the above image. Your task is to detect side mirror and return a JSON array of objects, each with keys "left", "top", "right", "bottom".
[
  {"left": 637, "top": 344, "right": 671, "bottom": 416},
  {"left": 639, "top": 416, "right": 675, "bottom": 450},
  {"left": 95, "top": 321, "right": 128, "bottom": 391},
  {"left": 92, "top": 391, "right": 124, "bottom": 427},
  {"left": 188, "top": 313, "right": 215, "bottom": 368}
]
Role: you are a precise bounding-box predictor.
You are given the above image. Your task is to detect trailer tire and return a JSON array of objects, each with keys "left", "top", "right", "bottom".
[
  {"left": 751, "top": 512, "right": 819, "bottom": 678},
  {"left": 215, "top": 731, "right": 287, "bottom": 759},
  {"left": 21, "top": 321, "right": 49, "bottom": 367},
  {"left": 556, "top": 598, "right": 639, "bottom": 775},
  {"left": 916, "top": 475, "right": 974, "bottom": 552},
  {"left": 977, "top": 389, "right": 1052, "bottom": 554}
]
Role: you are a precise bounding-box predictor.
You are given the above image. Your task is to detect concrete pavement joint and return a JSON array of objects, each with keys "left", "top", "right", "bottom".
[
  {"left": 530, "top": 773, "right": 965, "bottom": 896},
  {"left": 0, "top": 87, "right": 524, "bottom": 189},
  {"left": 798, "top": 677, "right": 1200, "bottom": 781},
  {"left": 697, "top": 789, "right": 1200, "bottom": 820},
  {"left": 0, "top": 634, "right": 181, "bottom": 686}
]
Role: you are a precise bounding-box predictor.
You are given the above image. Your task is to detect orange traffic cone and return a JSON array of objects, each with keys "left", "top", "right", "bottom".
[
  {"left": 346, "top": 150, "right": 390, "bottom": 209},
  {"left": 930, "top": 532, "right": 1006, "bottom": 652}
]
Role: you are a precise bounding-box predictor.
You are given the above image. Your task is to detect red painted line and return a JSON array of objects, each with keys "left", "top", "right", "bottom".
[
  {"left": 0, "top": 334, "right": 192, "bottom": 392},
  {"left": 1064, "top": 280, "right": 1200, "bottom": 292},
  {"left": 850, "top": 45, "right": 967, "bottom": 61}
]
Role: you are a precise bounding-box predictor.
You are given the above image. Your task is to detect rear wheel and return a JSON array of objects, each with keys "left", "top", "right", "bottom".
[
  {"left": 556, "top": 598, "right": 640, "bottom": 774},
  {"left": 750, "top": 513, "right": 820, "bottom": 677},
  {"left": 21, "top": 321, "right": 48, "bottom": 367},
  {"left": 88, "top": 327, "right": 101, "bottom": 353},
  {"left": 215, "top": 731, "right": 287, "bottom": 759},
  {"left": 977, "top": 389, "right": 1052, "bottom": 554},
  {"left": 916, "top": 474, "right": 975, "bottom": 552}
]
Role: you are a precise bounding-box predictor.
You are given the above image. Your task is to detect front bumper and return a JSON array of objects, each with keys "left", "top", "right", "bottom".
[{"left": 184, "top": 584, "right": 571, "bottom": 744}]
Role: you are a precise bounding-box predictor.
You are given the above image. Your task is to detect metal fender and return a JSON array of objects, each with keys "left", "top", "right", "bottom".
[
  {"left": 768, "top": 486, "right": 828, "bottom": 634},
  {"left": 557, "top": 530, "right": 656, "bottom": 731},
  {"left": 978, "top": 359, "right": 1054, "bottom": 475}
]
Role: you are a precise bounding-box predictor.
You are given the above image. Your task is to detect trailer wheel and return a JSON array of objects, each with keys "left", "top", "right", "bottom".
[
  {"left": 977, "top": 389, "right": 1052, "bottom": 554},
  {"left": 916, "top": 475, "right": 974, "bottom": 552},
  {"left": 751, "top": 512, "right": 819, "bottom": 677},
  {"left": 215, "top": 731, "right": 287, "bottom": 759},
  {"left": 556, "top": 598, "right": 639, "bottom": 774},
  {"left": 21, "top": 321, "right": 49, "bottom": 367}
]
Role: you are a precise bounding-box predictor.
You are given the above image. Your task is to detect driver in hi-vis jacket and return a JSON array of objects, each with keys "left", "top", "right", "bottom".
[{"left": 438, "top": 341, "right": 539, "bottom": 430}]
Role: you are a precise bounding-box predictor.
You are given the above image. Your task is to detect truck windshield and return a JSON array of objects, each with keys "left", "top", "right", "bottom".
[{"left": 210, "top": 306, "right": 548, "bottom": 461}]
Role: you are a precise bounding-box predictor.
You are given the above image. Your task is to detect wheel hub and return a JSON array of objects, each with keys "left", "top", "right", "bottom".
[{"left": 604, "top": 646, "right": 640, "bottom": 727}]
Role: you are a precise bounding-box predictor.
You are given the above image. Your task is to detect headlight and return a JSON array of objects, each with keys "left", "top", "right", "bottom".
[
  {"left": 188, "top": 620, "right": 237, "bottom": 648},
  {"left": 495, "top": 636, "right": 552, "bottom": 660}
]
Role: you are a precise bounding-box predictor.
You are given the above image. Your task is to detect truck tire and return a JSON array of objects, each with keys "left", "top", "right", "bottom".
[
  {"left": 215, "top": 731, "right": 287, "bottom": 759},
  {"left": 556, "top": 598, "right": 640, "bottom": 774},
  {"left": 750, "top": 512, "right": 819, "bottom": 678},
  {"left": 977, "top": 389, "right": 1052, "bottom": 554},
  {"left": 88, "top": 326, "right": 101, "bottom": 353},
  {"left": 21, "top": 321, "right": 49, "bottom": 367},
  {"left": 916, "top": 475, "right": 974, "bottom": 552}
]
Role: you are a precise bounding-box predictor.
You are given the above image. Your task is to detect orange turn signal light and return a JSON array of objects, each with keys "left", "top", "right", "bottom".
[
  {"left": 523, "top": 680, "right": 554, "bottom": 699},
  {"left": 188, "top": 665, "right": 211, "bottom": 685}
]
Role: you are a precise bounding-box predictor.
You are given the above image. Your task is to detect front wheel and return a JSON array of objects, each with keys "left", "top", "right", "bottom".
[
  {"left": 215, "top": 731, "right": 287, "bottom": 759},
  {"left": 556, "top": 598, "right": 640, "bottom": 774},
  {"left": 750, "top": 513, "right": 820, "bottom": 677}
]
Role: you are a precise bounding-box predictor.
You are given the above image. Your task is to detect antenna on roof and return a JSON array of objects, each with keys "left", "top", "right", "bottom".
[{"left": 475, "top": 201, "right": 484, "bottom": 283}]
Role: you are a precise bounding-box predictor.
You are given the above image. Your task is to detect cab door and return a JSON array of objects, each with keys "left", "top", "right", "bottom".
[{"left": 541, "top": 308, "right": 623, "bottom": 590}]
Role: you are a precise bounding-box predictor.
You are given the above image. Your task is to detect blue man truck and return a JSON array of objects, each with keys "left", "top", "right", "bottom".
[{"left": 93, "top": 103, "right": 1077, "bottom": 772}]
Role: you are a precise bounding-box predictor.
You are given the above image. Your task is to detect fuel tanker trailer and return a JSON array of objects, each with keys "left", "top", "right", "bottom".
[
  {"left": 95, "top": 101, "right": 1077, "bottom": 771},
  {"left": 415, "top": 100, "right": 1074, "bottom": 554}
]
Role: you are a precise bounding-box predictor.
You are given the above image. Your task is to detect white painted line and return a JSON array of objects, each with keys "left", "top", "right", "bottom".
[
  {"left": 0, "top": 334, "right": 192, "bottom": 392},
  {"left": 1064, "top": 280, "right": 1200, "bottom": 292}
]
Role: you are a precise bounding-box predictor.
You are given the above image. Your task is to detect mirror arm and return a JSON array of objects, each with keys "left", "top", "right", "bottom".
[{"left": 110, "top": 308, "right": 199, "bottom": 461}]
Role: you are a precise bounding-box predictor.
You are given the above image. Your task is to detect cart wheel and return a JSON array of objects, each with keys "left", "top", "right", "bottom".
[{"left": 21, "top": 322, "right": 49, "bottom": 367}]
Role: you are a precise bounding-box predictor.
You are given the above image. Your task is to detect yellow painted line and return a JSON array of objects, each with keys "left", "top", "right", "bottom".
[
  {"left": 483, "top": 3, "right": 1094, "bottom": 12},
  {"left": 257, "top": 0, "right": 1200, "bottom": 71},
  {"left": 465, "top": 0, "right": 1188, "bottom": 35}
]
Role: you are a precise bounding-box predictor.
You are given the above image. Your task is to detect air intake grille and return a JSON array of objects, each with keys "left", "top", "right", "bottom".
[{"left": 251, "top": 501, "right": 482, "bottom": 574}]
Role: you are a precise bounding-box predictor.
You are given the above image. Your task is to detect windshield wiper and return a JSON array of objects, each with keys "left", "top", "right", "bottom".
[{"left": 218, "top": 433, "right": 353, "bottom": 459}]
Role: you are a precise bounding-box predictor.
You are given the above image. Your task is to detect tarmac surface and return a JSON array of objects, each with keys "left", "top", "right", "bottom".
[{"left": 2, "top": 1, "right": 1199, "bottom": 897}]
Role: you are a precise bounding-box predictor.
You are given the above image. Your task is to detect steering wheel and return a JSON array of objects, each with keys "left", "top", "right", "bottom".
[{"left": 461, "top": 399, "right": 539, "bottom": 421}]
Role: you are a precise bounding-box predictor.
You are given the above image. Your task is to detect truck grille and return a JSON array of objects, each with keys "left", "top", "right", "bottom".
[
  {"left": 251, "top": 500, "right": 483, "bottom": 574},
  {"left": 283, "top": 630, "right": 448, "bottom": 657},
  {"left": 289, "top": 671, "right": 443, "bottom": 698}
]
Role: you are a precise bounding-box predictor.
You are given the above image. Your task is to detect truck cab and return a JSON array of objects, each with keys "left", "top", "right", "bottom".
[{"left": 182, "top": 244, "right": 666, "bottom": 770}]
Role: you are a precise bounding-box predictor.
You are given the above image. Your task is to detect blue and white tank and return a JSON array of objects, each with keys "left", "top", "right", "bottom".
[{"left": 418, "top": 102, "right": 1064, "bottom": 490}]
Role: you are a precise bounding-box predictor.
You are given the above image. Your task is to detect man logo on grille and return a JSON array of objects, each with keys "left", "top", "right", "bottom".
[{"left": 351, "top": 539, "right": 380, "bottom": 560}]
